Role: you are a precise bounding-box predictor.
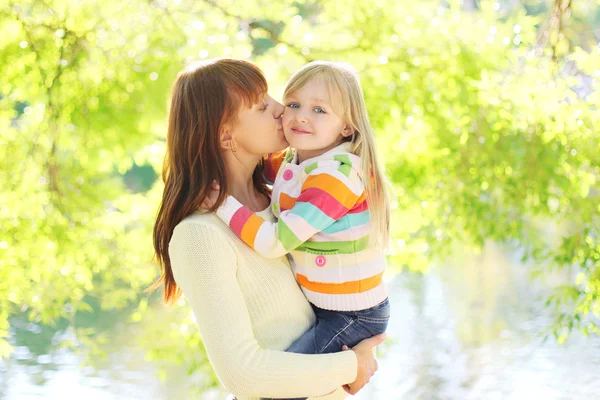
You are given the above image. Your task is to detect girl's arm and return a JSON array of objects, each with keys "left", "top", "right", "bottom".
[
  {"left": 217, "top": 166, "right": 364, "bottom": 258},
  {"left": 169, "top": 222, "right": 357, "bottom": 398}
]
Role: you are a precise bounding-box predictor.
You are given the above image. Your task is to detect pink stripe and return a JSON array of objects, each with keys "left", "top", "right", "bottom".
[
  {"left": 297, "top": 187, "right": 350, "bottom": 219},
  {"left": 229, "top": 207, "right": 253, "bottom": 236},
  {"left": 348, "top": 199, "right": 368, "bottom": 214}
]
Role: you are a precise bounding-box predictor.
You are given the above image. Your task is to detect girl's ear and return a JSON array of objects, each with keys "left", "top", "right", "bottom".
[{"left": 341, "top": 123, "right": 353, "bottom": 138}]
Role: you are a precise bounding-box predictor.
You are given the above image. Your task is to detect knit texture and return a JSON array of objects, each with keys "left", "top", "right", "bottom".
[
  {"left": 169, "top": 209, "right": 356, "bottom": 399},
  {"left": 217, "top": 143, "right": 387, "bottom": 312}
]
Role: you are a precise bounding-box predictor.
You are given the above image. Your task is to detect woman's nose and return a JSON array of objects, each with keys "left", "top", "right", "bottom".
[{"left": 272, "top": 100, "right": 284, "bottom": 118}]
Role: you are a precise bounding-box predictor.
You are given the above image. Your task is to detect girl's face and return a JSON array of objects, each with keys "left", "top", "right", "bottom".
[
  {"left": 282, "top": 78, "right": 351, "bottom": 162},
  {"left": 230, "top": 94, "right": 287, "bottom": 157}
]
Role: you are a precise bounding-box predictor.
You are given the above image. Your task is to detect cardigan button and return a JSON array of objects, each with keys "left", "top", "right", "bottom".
[
  {"left": 315, "top": 256, "right": 326, "bottom": 267},
  {"left": 283, "top": 169, "right": 294, "bottom": 181}
]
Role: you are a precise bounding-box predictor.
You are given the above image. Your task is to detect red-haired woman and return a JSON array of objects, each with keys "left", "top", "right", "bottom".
[{"left": 153, "top": 59, "right": 384, "bottom": 400}]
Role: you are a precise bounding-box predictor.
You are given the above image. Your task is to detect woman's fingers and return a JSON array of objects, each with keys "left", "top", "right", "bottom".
[
  {"left": 344, "top": 335, "right": 385, "bottom": 396},
  {"left": 361, "top": 333, "right": 386, "bottom": 349}
]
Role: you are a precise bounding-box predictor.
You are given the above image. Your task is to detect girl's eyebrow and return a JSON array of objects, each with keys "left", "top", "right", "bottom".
[{"left": 284, "top": 96, "right": 329, "bottom": 105}]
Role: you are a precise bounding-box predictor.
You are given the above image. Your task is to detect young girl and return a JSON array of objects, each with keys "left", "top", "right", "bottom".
[{"left": 216, "top": 61, "right": 391, "bottom": 388}]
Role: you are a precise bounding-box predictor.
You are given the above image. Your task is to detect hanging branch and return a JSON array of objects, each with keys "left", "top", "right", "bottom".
[{"left": 537, "top": 0, "right": 573, "bottom": 60}]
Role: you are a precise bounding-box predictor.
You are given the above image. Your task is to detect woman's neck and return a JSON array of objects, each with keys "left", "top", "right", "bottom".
[{"left": 223, "top": 151, "right": 269, "bottom": 212}]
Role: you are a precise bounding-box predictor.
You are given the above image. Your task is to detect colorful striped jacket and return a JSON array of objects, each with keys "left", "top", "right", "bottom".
[{"left": 216, "top": 142, "right": 387, "bottom": 311}]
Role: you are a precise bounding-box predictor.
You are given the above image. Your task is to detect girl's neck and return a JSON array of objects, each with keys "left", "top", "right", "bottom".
[{"left": 296, "top": 140, "right": 345, "bottom": 164}]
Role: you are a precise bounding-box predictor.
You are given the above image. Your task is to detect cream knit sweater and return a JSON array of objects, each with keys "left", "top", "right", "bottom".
[{"left": 169, "top": 208, "right": 357, "bottom": 399}]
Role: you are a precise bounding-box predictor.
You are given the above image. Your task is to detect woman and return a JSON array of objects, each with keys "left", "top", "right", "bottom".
[{"left": 152, "top": 58, "right": 385, "bottom": 400}]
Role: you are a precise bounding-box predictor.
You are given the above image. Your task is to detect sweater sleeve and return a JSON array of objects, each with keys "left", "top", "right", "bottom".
[
  {"left": 216, "top": 167, "right": 364, "bottom": 258},
  {"left": 169, "top": 222, "right": 358, "bottom": 398}
]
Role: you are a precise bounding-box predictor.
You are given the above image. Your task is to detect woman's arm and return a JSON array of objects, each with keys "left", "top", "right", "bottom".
[
  {"left": 169, "top": 222, "right": 358, "bottom": 398},
  {"left": 216, "top": 166, "right": 365, "bottom": 258}
]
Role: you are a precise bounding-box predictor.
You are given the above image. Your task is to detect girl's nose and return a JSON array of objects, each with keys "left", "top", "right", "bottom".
[{"left": 296, "top": 111, "right": 307, "bottom": 123}]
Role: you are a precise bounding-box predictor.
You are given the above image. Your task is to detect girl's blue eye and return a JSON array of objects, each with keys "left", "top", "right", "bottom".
[
  {"left": 287, "top": 103, "right": 299, "bottom": 109},
  {"left": 314, "top": 107, "right": 325, "bottom": 114}
]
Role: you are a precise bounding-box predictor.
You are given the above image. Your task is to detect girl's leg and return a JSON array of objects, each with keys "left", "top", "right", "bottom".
[
  {"left": 266, "top": 299, "right": 390, "bottom": 400},
  {"left": 315, "top": 298, "right": 390, "bottom": 354},
  {"left": 265, "top": 306, "right": 356, "bottom": 400}
]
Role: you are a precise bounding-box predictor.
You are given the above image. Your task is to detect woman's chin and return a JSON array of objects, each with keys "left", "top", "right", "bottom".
[{"left": 268, "top": 140, "right": 289, "bottom": 154}]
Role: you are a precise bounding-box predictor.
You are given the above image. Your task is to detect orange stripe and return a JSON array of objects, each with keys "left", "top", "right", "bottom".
[
  {"left": 279, "top": 192, "right": 297, "bottom": 210},
  {"left": 240, "top": 214, "right": 263, "bottom": 246},
  {"left": 302, "top": 174, "right": 358, "bottom": 209},
  {"left": 356, "top": 191, "right": 366, "bottom": 203},
  {"left": 296, "top": 272, "right": 383, "bottom": 295}
]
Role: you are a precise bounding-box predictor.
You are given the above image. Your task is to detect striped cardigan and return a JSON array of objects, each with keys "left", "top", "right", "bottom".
[{"left": 216, "top": 143, "right": 387, "bottom": 311}]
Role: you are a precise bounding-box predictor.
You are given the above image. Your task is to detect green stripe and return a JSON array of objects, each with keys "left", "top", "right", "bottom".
[
  {"left": 278, "top": 219, "right": 302, "bottom": 250},
  {"left": 338, "top": 164, "right": 352, "bottom": 177},
  {"left": 296, "top": 234, "right": 369, "bottom": 254},
  {"left": 304, "top": 162, "right": 319, "bottom": 175},
  {"left": 284, "top": 149, "right": 294, "bottom": 163},
  {"left": 334, "top": 154, "right": 352, "bottom": 167}
]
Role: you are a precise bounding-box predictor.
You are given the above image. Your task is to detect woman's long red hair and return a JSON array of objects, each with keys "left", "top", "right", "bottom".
[{"left": 151, "top": 59, "right": 269, "bottom": 304}]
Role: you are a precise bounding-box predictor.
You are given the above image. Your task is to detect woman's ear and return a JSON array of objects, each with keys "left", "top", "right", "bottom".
[
  {"left": 341, "top": 124, "right": 353, "bottom": 138},
  {"left": 219, "top": 125, "right": 234, "bottom": 151}
]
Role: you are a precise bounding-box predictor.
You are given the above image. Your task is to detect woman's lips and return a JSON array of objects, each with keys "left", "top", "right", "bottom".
[{"left": 291, "top": 127, "right": 312, "bottom": 135}]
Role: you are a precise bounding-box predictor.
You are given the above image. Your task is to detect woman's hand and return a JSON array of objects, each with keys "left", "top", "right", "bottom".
[
  {"left": 342, "top": 333, "right": 386, "bottom": 395},
  {"left": 201, "top": 180, "right": 220, "bottom": 209}
]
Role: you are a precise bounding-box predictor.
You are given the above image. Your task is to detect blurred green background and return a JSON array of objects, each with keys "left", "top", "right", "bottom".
[{"left": 1, "top": 0, "right": 599, "bottom": 399}]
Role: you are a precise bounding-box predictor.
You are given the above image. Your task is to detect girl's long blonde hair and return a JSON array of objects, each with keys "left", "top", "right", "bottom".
[{"left": 283, "top": 61, "right": 391, "bottom": 248}]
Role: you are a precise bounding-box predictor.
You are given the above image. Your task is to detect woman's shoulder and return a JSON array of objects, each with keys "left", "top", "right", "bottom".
[
  {"left": 170, "top": 211, "right": 234, "bottom": 249},
  {"left": 169, "top": 212, "right": 239, "bottom": 274},
  {"left": 176, "top": 210, "right": 223, "bottom": 229}
]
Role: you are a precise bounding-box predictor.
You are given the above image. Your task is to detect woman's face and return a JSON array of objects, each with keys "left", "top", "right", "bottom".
[{"left": 230, "top": 94, "right": 287, "bottom": 156}]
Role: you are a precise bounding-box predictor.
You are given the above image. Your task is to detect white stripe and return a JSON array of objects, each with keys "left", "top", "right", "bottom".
[
  {"left": 291, "top": 247, "right": 383, "bottom": 268},
  {"left": 310, "top": 167, "right": 364, "bottom": 197},
  {"left": 292, "top": 257, "right": 386, "bottom": 284},
  {"left": 301, "top": 283, "right": 388, "bottom": 312},
  {"left": 255, "top": 223, "right": 287, "bottom": 257}
]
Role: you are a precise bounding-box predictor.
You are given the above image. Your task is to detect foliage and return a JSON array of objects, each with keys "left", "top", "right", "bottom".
[{"left": 1, "top": 0, "right": 598, "bottom": 386}]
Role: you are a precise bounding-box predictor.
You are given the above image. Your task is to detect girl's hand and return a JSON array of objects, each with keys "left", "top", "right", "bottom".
[
  {"left": 201, "top": 180, "right": 220, "bottom": 209},
  {"left": 341, "top": 333, "right": 386, "bottom": 395}
]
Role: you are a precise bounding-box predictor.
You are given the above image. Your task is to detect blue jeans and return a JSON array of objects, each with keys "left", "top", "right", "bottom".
[{"left": 265, "top": 298, "right": 390, "bottom": 400}]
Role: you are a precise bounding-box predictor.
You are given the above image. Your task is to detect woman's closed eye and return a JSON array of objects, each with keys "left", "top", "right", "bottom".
[{"left": 260, "top": 101, "right": 269, "bottom": 111}]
